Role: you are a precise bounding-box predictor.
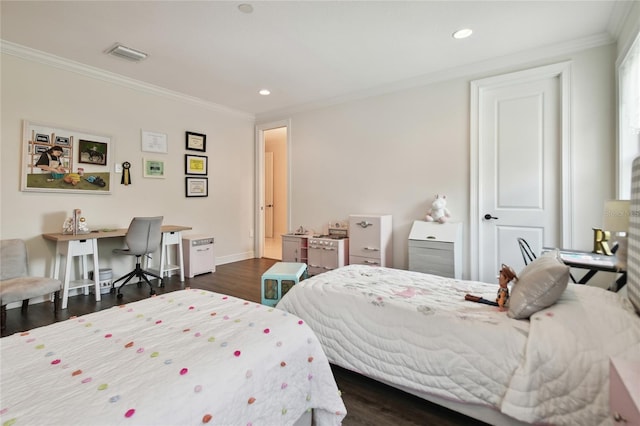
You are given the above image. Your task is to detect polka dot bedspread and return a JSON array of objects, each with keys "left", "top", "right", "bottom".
[{"left": 0, "top": 289, "right": 346, "bottom": 425}]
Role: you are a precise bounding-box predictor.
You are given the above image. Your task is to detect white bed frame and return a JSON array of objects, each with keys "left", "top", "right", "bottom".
[{"left": 377, "top": 377, "right": 530, "bottom": 425}]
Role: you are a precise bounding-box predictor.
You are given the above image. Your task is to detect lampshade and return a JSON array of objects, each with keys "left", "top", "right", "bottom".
[{"left": 603, "top": 200, "right": 630, "bottom": 233}]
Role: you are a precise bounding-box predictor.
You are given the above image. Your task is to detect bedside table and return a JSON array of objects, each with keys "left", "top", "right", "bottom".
[{"left": 610, "top": 357, "right": 640, "bottom": 424}]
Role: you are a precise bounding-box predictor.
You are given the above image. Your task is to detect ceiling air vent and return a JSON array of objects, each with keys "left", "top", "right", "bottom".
[{"left": 105, "top": 43, "right": 148, "bottom": 62}]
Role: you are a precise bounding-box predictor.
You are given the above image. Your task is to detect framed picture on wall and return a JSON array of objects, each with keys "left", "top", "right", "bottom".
[
  {"left": 185, "top": 154, "right": 208, "bottom": 175},
  {"left": 21, "top": 120, "right": 113, "bottom": 194},
  {"left": 78, "top": 139, "right": 108, "bottom": 166},
  {"left": 143, "top": 158, "right": 166, "bottom": 178},
  {"left": 186, "top": 131, "right": 206, "bottom": 152},
  {"left": 141, "top": 130, "right": 168, "bottom": 153},
  {"left": 186, "top": 177, "right": 208, "bottom": 197}
]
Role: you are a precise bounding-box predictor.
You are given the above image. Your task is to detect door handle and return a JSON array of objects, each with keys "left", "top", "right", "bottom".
[
  {"left": 266, "top": 204, "right": 273, "bottom": 208},
  {"left": 484, "top": 214, "right": 499, "bottom": 220}
]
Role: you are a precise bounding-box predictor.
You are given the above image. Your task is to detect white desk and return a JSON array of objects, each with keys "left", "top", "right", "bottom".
[{"left": 42, "top": 225, "right": 191, "bottom": 309}]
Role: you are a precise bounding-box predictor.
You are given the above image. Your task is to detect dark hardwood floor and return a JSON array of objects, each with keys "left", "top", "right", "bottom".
[{"left": 1, "top": 258, "right": 488, "bottom": 426}]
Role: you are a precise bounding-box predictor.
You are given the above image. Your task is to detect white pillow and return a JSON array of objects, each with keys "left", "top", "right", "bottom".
[{"left": 508, "top": 250, "right": 570, "bottom": 319}]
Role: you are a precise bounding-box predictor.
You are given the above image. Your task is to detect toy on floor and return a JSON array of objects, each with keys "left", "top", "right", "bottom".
[
  {"left": 496, "top": 264, "right": 517, "bottom": 309},
  {"left": 425, "top": 194, "right": 450, "bottom": 223}
]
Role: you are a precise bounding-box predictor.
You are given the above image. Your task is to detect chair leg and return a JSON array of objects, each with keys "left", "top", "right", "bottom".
[
  {"left": 53, "top": 291, "right": 60, "bottom": 313},
  {"left": 112, "top": 261, "right": 161, "bottom": 299},
  {"left": 112, "top": 270, "right": 139, "bottom": 296}
]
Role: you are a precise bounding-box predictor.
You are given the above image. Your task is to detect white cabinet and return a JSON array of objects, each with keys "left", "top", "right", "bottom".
[
  {"left": 408, "top": 221, "right": 462, "bottom": 279},
  {"left": 281, "top": 234, "right": 308, "bottom": 264},
  {"left": 182, "top": 235, "right": 215, "bottom": 278},
  {"left": 349, "top": 214, "right": 393, "bottom": 267}
]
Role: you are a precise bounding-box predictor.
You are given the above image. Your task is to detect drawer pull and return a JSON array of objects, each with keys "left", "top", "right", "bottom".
[
  {"left": 613, "top": 412, "right": 627, "bottom": 423},
  {"left": 364, "top": 260, "right": 380, "bottom": 265},
  {"left": 427, "top": 235, "right": 436, "bottom": 239},
  {"left": 363, "top": 247, "right": 379, "bottom": 251},
  {"left": 357, "top": 221, "right": 373, "bottom": 228}
]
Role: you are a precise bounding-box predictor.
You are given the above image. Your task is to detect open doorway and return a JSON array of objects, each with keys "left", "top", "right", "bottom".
[{"left": 255, "top": 120, "right": 290, "bottom": 260}]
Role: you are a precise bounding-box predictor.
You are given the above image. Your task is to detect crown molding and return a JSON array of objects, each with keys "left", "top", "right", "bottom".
[
  {"left": 608, "top": 0, "right": 635, "bottom": 40},
  {"left": 0, "top": 34, "right": 614, "bottom": 124},
  {"left": 0, "top": 40, "right": 255, "bottom": 122},
  {"left": 257, "top": 32, "right": 614, "bottom": 122}
]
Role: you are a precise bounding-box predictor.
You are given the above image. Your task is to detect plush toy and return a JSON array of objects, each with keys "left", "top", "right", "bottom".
[
  {"left": 496, "top": 264, "right": 517, "bottom": 310},
  {"left": 425, "top": 194, "right": 451, "bottom": 223}
]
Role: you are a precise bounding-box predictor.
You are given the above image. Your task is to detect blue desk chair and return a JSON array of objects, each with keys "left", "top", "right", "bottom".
[{"left": 111, "top": 217, "right": 163, "bottom": 299}]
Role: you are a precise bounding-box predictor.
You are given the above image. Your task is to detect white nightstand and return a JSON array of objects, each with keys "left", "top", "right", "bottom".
[{"left": 610, "top": 357, "right": 640, "bottom": 424}]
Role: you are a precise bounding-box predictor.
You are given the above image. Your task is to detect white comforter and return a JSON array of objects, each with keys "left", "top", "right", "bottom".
[
  {"left": 1, "top": 289, "right": 346, "bottom": 426},
  {"left": 277, "top": 265, "right": 640, "bottom": 425}
]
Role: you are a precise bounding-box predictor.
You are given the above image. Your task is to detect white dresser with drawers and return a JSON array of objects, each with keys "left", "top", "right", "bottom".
[{"left": 408, "top": 221, "right": 462, "bottom": 279}]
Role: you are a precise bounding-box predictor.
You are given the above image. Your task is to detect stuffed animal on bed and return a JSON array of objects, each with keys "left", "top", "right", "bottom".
[
  {"left": 425, "top": 194, "right": 451, "bottom": 223},
  {"left": 496, "top": 264, "right": 517, "bottom": 310}
]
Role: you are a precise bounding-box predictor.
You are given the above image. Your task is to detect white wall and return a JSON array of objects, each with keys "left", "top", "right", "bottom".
[
  {"left": 264, "top": 44, "right": 616, "bottom": 275},
  {"left": 0, "top": 42, "right": 619, "bottom": 283},
  {"left": 1, "top": 52, "right": 256, "bottom": 279}
]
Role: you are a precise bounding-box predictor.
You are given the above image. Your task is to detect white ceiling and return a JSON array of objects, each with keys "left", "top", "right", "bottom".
[{"left": 0, "top": 1, "right": 630, "bottom": 117}]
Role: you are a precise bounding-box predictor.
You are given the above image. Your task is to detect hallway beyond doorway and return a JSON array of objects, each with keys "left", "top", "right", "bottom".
[{"left": 263, "top": 236, "right": 281, "bottom": 260}]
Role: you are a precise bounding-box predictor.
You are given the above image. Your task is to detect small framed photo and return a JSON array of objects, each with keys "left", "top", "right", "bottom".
[
  {"left": 186, "top": 131, "right": 206, "bottom": 152},
  {"left": 78, "top": 139, "right": 108, "bottom": 165},
  {"left": 143, "top": 158, "right": 166, "bottom": 178},
  {"left": 185, "top": 154, "right": 207, "bottom": 175},
  {"left": 186, "top": 177, "right": 208, "bottom": 197}
]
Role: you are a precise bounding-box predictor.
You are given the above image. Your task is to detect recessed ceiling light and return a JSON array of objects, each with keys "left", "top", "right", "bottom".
[
  {"left": 452, "top": 28, "right": 473, "bottom": 39},
  {"left": 259, "top": 89, "right": 271, "bottom": 96},
  {"left": 238, "top": 3, "right": 253, "bottom": 14}
]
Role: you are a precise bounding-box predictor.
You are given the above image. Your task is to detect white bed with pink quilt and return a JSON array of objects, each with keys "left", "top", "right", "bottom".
[
  {"left": 0, "top": 289, "right": 346, "bottom": 425},
  {"left": 278, "top": 159, "right": 640, "bottom": 426}
]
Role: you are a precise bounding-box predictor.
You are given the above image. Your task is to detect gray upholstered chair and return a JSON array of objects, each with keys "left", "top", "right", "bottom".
[
  {"left": 111, "top": 216, "right": 163, "bottom": 299},
  {"left": 1, "top": 239, "right": 62, "bottom": 330}
]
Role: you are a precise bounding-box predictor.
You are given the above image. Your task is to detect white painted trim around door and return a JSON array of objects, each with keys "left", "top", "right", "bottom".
[{"left": 255, "top": 119, "right": 292, "bottom": 258}]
